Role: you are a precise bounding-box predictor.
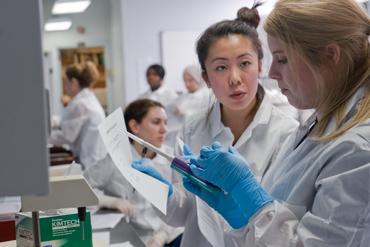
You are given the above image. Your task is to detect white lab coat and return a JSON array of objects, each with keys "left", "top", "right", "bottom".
[
  {"left": 49, "top": 88, "right": 107, "bottom": 168},
  {"left": 83, "top": 144, "right": 184, "bottom": 243},
  {"left": 164, "top": 87, "right": 212, "bottom": 146},
  {"left": 154, "top": 95, "right": 299, "bottom": 247},
  {"left": 137, "top": 85, "right": 178, "bottom": 108},
  {"left": 225, "top": 88, "right": 370, "bottom": 246}
]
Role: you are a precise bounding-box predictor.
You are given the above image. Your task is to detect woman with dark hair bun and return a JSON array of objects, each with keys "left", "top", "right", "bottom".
[
  {"left": 49, "top": 61, "right": 107, "bottom": 169},
  {"left": 138, "top": 64, "right": 178, "bottom": 108},
  {"left": 84, "top": 99, "right": 183, "bottom": 247},
  {"left": 132, "top": 2, "right": 298, "bottom": 246}
]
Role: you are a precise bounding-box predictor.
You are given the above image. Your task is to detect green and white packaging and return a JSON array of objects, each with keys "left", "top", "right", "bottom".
[{"left": 15, "top": 211, "right": 92, "bottom": 247}]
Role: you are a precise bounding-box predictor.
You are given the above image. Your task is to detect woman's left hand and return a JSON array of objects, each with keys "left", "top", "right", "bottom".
[
  {"left": 132, "top": 160, "right": 173, "bottom": 197},
  {"left": 189, "top": 142, "right": 273, "bottom": 222}
]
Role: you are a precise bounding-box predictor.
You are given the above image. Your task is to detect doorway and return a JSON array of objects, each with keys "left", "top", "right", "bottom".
[{"left": 59, "top": 47, "right": 108, "bottom": 115}]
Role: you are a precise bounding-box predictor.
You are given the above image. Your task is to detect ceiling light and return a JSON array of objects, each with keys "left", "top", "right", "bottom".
[
  {"left": 356, "top": 0, "right": 368, "bottom": 3},
  {"left": 44, "top": 18, "right": 72, "bottom": 31},
  {"left": 52, "top": 0, "right": 91, "bottom": 15}
]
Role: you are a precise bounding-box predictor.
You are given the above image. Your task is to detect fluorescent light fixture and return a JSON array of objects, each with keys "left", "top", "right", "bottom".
[
  {"left": 44, "top": 18, "right": 72, "bottom": 31},
  {"left": 52, "top": 0, "right": 91, "bottom": 14},
  {"left": 356, "top": 0, "right": 368, "bottom": 3}
]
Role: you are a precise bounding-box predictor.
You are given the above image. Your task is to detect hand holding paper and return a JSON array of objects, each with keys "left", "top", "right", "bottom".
[
  {"left": 132, "top": 160, "right": 173, "bottom": 197},
  {"left": 98, "top": 108, "right": 169, "bottom": 214}
]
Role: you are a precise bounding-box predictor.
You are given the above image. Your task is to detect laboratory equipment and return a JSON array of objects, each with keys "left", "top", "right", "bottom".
[
  {"left": 117, "top": 128, "right": 220, "bottom": 194},
  {"left": 21, "top": 175, "right": 99, "bottom": 247}
]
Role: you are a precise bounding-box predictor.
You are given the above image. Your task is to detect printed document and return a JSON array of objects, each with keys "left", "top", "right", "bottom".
[{"left": 98, "top": 108, "right": 169, "bottom": 214}]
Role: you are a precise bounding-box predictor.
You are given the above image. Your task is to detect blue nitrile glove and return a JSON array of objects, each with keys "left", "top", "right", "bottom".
[
  {"left": 132, "top": 160, "right": 173, "bottom": 197},
  {"left": 183, "top": 175, "right": 249, "bottom": 229},
  {"left": 189, "top": 141, "right": 273, "bottom": 222},
  {"left": 180, "top": 143, "right": 197, "bottom": 162}
]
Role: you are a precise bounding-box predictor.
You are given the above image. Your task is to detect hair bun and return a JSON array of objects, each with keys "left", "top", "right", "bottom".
[{"left": 236, "top": 1, "right": 263, "bottom": 29}]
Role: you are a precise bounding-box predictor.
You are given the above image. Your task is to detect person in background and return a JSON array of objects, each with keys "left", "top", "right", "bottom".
[
  {"left": 131, "top": 2, "right": 299, "bottom": 246},
  {"left": 83, "top": 99, "right": 183, "bottom": 247},
  {"left": 49, "top": 61, "right": 107, "bottom": 169},
  {"left": 138, "top": 64, "right": 178, "bottom": 108},
  {"left": 164, "top": 65, "right": 211, "bottom": 146},
  {"left": 178, "top": 0, "right": 370, "bottom": 245}
]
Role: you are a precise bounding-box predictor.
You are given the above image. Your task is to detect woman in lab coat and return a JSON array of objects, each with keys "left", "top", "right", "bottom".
[
  {"left": 179, "top": 0, "right": 370, "bottom": 246},
  {"left": 138, "top": 64, "right": 178, "bottom": 108},
  {"left": 83, "top": 99, "right": 183, "bottom": 247},
  {"left": 165, "top": 65, "right": 211, "bottom": 146},
  {"left": 49, "top": 61, "right": 107, "bottom": 169},
  {"left": 132, "top": 3, "right": 299, "bottom": 246}
]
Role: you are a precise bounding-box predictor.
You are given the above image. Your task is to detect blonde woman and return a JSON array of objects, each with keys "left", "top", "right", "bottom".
[
  {"left": 49, "top": 61, "right": 107, "bottom": 169},
  {"left": 182, "top": 0, "right": 370, "bottom": 246}
]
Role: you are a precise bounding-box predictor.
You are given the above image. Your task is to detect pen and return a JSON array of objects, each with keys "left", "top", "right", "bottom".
[{"left": 140, "top": 147, "right": 148, "bottom": 163}]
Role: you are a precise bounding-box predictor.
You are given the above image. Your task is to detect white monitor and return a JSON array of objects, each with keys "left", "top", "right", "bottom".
[{"left": 0, "top": 0, "right": 50, "bottom": 196}]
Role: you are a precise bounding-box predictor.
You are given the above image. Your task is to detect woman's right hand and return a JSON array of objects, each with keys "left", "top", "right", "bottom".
[{"left": 132, "top": 160, "right": 173, "bottom": 197}]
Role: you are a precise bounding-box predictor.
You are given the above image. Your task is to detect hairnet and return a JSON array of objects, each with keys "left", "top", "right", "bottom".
[{"left": 183, "top": 65, "right": 203, "bottom": 84}]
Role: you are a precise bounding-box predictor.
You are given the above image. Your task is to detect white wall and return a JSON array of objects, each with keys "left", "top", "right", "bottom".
[
  {"left": 42, "top": 0, "right": 113, "bottom": 115},
  {"left": 120, "top": 0, "right": 278, "bottom": 105},
  {"left": 110, "top": 0, "right": 126, "bottom": 112},
  {"left": 42, "top": 0, "right": 278, "bottom": 112}
]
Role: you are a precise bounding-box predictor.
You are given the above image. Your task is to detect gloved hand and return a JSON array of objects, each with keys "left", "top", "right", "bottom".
[
  {"left": 132, "top": 160, "right": 173, "bottom": 197},
  {"left": 180, "top": 143, "right": 197, "bottom": 162},
  {"left": 146, "top": 229, "right": 168, "bottom": 247},
  {"left": 183, "top": 176, "right": 248, "bottom": 229},
  {"left": 189, "top": 142, "right": 272, "bottom": 222},
  {"left": 110, "top": 198, "right": 135, "bottom": 218}
]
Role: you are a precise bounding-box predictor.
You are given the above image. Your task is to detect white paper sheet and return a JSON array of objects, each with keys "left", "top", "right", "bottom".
[
  {"left": 98, "top": 108, "right": 169, "bottom": 214},
  {"left": 93, "top": 231, "right": 110, "bottom": 243},
  {"left": 91, "top": 213, "right": 125, "bottom": 230},
  {"left": 176, "top": 136, "right": 185, "bottom": 155},
  {"left": 110, "top": 241, "right": 135, "bottom": 247},
  {"left": 196, "top": 197, "right": 224, "bottom": 247}
]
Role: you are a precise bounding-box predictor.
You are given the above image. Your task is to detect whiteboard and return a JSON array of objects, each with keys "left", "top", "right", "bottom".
[{"left": 161, "top": 30, "right": 203, "bottom": 94}]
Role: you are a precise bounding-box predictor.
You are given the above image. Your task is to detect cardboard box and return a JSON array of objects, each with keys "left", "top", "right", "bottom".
[{"left": 15, "top": 211, "right": 92, "bottom": 247}]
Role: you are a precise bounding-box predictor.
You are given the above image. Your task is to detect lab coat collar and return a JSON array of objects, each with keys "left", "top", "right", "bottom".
[
  {"left": 234, "top": 96, "right": 273, "bottom": 149},
  {"left": 71, "top": 88, "right": 90, "bottom": 102},
  {"left": 153, "top": 84, "right": 169, "bottom": 96},
  {"left": 322, "top": 87, "right": 365, "bottom": 137},
  {"left": 210, "top": 96, "right": 273, "bottom": 149},
  {"left": 296, "top": 87, "right": 366, "bottom": 143}
]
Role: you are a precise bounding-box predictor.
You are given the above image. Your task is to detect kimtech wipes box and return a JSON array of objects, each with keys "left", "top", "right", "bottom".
[{"left": 15, "top": 211, "right": 92, "bottom": 247}]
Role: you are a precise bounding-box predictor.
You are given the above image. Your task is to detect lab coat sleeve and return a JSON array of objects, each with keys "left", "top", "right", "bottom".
[
  {"left": 226, "top": 134, "right": 370, "bottom": 246},
  {"left": 83, "top": 154, "right": 114, "bottom": 192},
  {"left": 49, "top": 102, "right": 89, "bottom": 146},
  {"left": 153, "top": 183, "right": 190, "bottom": 228}
]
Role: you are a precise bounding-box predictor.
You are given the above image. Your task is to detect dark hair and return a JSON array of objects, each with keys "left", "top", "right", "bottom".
[
  {"left": 124, "top": 99, "right": 164, "bottom": 143},
  {"left": 196, "top": 1, "right": 264, "bottom": 73},
  {"left": 65, "top": 61, "right": 100, "bottom": 88},
  {"left": 147, "top": 64, "right": 165, "bottom": 80},
  {"left": 196, "top": 1, "right": 265, "bottom": 126}
]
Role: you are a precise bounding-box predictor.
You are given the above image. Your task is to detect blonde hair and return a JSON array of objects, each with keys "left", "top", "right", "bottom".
[
  {"left": 65, "top": 61, "right": 100, "bottom": 88},
  {"left": 264, "top": 0, "right": 370, "bottom": 141}
]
